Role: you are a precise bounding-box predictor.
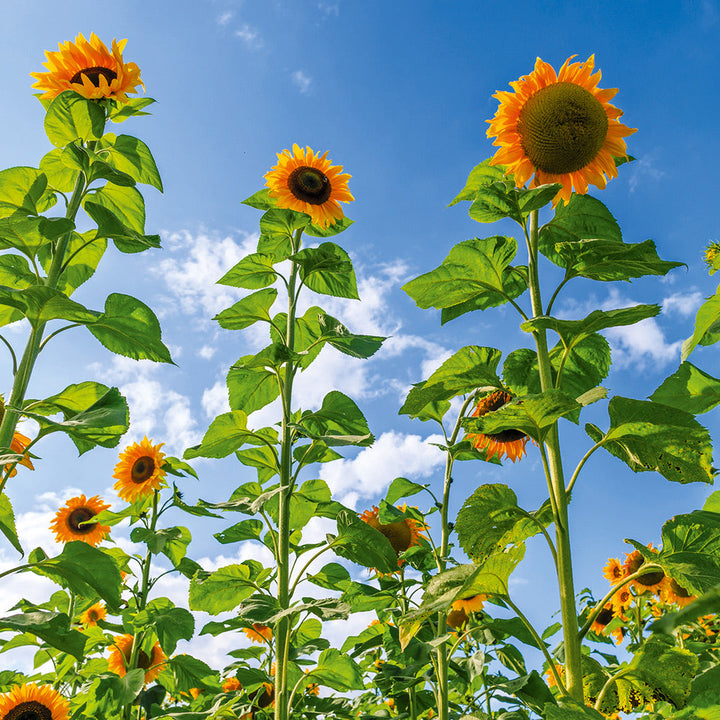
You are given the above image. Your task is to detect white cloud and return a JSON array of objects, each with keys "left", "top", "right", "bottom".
[
  {"left": 291, "top": 70, "right": 312, "bottom": 94},
  {"left": 202, "top": 380, "right": 230, "bottom": 419},
  {"left": 628, "top": 154, "right": 666, "bottom": 193},
  {"left": 318, "top": 2, "right": 340, "bottom": 16},
  {"left": 319, "top": 431, "right": 444, "bottom": 506},
  {"left": 236, "top": 23, "right": 263, "bottom": 50},
  {"left": 662, "top": 291, "right": 703, "bottom": 317},
  {"left": 217, "top": 11, "right": 234, "bottom": 26},
  {"left": 198, "top": 345, "right": 217, "bottom": 360}
]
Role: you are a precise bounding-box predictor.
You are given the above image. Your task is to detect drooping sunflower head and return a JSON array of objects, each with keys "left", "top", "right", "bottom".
[
  {"left": 466, "top": 390, "right": 529, "bottom": 463},
  {"left": 30, "top": 32, "right": 144, "bottom": 103},
  {"left": 623, "top": 546, "right": 664, "bottom": 594},
  {"left": 107, "top": 634, "right": 166, "bottom": 684},
  {"left": 0, "top": 683, "right": 69, "bottom": 720},
  {"left": 50, "top": 494, "right": 111, "bottom": 546},
  {"left": 487, "top": 55, "right": 636, "bottom": 204},
  {"left": 113, "top": 437, "right": 167, "bottom": 503},
  {"left": 80, "top": 601, "right": 107, "bottom": 627},
  {"left": 360, "top": 504, "right": 427, "bottom": 561},
  {"left": 242, "top": 623, "right": 272, "bottom": 644},
  {"left": 610, "top": 586, "right": 633, "bottom": 616},
  {"left": 264, "top": 144, "right": 354, "bottom": 228},
  {"left": 2, "top": 431, "right": 35, "bottom": 479},
  {"left": 452, "top": 594, "right": 487, "bottom": 615},
  {"left": 659, "top": 577, "right": 696, "bottom": 608}
]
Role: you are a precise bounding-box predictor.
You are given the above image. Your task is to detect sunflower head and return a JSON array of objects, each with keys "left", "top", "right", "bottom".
[
  {"left": 50, "top": 494, "right": 111, "bottom": 546},
  {"left": 2, "top": 431, "right": 35, "bottom": 479},
  {"left": 0, "top": 683, "right": 70, "bottom": 720},
  {"left": 264, "top": 144, "right": 354, "bottom": 228},
  {"left": 602, "top": 557, "right": 626, "bottom": 586},
  {"left": 446, "top": 607, "right": 468, "bottom": 630},
  {"left": 545, "top": 663, "right": 564, "bottom": 689},
  {"left": 222, "top": 677, "right": 242, "bottom": 692},
  {"left": 107, "top": 634, "right": 166, "bottom": 684},
  {"left": 80, "top": 601, "right": 107, "bottom": 627},
  {"left": 31, "top": 32, "right": 144, "bottom": 103},
  {"left": 242, "top": 623, "right": 272, "bottom": 644},
  {"left": 659, "top": 577, "right": 696, "bottom": 608},
  {"left": 360, "top": 504, "right": 427, "bottom": 564},
  {"left": 113, "top": 437, "right": 167, "bottom": 503},
  {"left": 623, "top": 546, "right": 664, "bottom": 593},
  {"left": 487, "top": 55, "right": 636, "bottom": 204},
  {"left": 451, "top": 594, "right": 487, "bottom": 615},
  {"left": 466, "top": 390, "right": 529, "bottom": 462},
  {"left": 704, "top": 241, "right": 720, "bottom": 275}
]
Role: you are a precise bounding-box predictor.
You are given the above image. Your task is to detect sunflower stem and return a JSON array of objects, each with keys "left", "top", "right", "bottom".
[
  {"left": 275, "top": 228, "right": 302, "bottom": 720},
  {"left": 0, "top": 169, "right": 87, "bottom": 492},
  {"left": 526, "top": 208, "right": 584, "bottom": 701}
]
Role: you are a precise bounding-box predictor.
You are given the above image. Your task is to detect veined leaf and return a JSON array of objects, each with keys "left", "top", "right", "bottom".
[
  {"left": 0, "top": 167, "right": 57, "bottom": 219},
  {"left": 217, "top": 253, "right": 277, "bottom": 289},
  {"left": 37, "top": 230, "right": 107, "bottom": 296},
  {"left": 214, "top": 288, "right": 278, "bottom": 330},
  {"left": 44, "top": 92, "right": 104, "bottom": 147},
  {"left": 650, "top": 361, "right": 720, "bottom": 415},
  {"left": 291, "top": 242, "right": 359, "bottom": 299},
  {"left": 0, "top": 493, "right": 23, "bottom": 555},
  {"left": 189, "top": 564, "right": 259, "bottom": 614},
  {"left": 682, "top": 287, "right": 720, "bottom": 360},
  {"left": 330, "top": 510, "right": 398, "bottom": 575},
  {"left": 0, "top": 611, "right": 86, "bottom": 660},
  {"left": 469, "top": 182, "right": 523, "bottom": 224},
  {"left": 227, "top": 353, "right": 281, "bottom": 415},
  {"left": 184, "top": 411, "right": 272, "bottom": 459},
  {"left": 312, "top": 649, "right": 364, "bottom": 691},
  {"left": 86, "top": 183, "right": 145, "bottom": 234},
  {"left": 448, "top": 159, "right": 507, "bottom": 206},
  {"left": 0, "top": 285, "right": 97, "bottom": 327},
  {"left": 296, "top": 391, "right": 373, "bottom": 446},
  {"left": 317, "top": 312, "right": 385, "bottom": 358},
  {"left": 83, "top": 201, "right": 160, "bottom": 254},
  {"left": 101, "top": 133, "right": 163, "bottom": 191},
  {"left": 133, "top": 598, "right": 194, "bottom": 654}
]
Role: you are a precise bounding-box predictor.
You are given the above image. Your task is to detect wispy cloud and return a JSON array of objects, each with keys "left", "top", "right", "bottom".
[
  {"left": 217, "top": 11, "right": 234, "bottom": 26},
  {"left": 236, "top": 23, "right": 263, "bottom": 50},
  {"left": 318, "top": 2, "right": 340, "bottom": 16},
  {"left": 662, "top": 291, "right": 703, "bottom": 317},
  {"left": 628, "top": 154, "right": 666, "bottom": 193},
  {"left": 291, "top": 70, "right": 312, "bottom": 94}
]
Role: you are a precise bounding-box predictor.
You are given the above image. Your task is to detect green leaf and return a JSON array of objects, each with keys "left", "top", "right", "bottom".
[
  {"left": 237, "top": 445, "right": 281, "bottom": 482},
  {"left": 653, "top": 584, "right": 720, "bottom": 634},
  {"left": 214, "top": 288, "right": 277, "bottom": 330},
  {"left": 0, "top": 285, "right": 97, "bottom": 327},
  {"left": 317, "top": 312, "right": 385, "bottom": 358},
  {"left": 87, "top": 160, "right": 136, "bottom": 187},
  {"left": 214, "top": 519, "right": 264, "bottom": 544},
  {"left": 304, "top": 216, "right": 354, "bottom": 237},
  {"left": 217, "top": 253, "right": 277, "bottom": 289},
  {"left": 590, "top": 396, "right": 715, "bottom": 484},
  {"left": 403, "top": 236, "right": 525, "bottom": 318},
  {"left": 83, "top": 201, "right": 160, "bottom": 254},
  {"left": 306, "top": 562, "right": 351, "bottom": 591},
  {"left": 227, "top": 354, "right": 281, "bottom": 415},
  {"left": 0, "top": 167, "right": 57, "bottom": 218},
  {"left": 40, "top": 148, "right": 79, "bottom": 193},
  {"left": 0, "top": 254, "right": 37, "bottom": 291},
  {"left": 44, "top": 92, "right": 105, "bottom": 147},
  {"left": 37, "top": 230, "right": 107, "bottom": 296},
  {"left": 164, "top": 654, "right": 219, "bottom": 693},
  {"left": 29, "top": 541, "right": 122, "bottom": 610},
  {"left": 650, "top": 361, "right": 720, "bottom": 415},
  {"left": 88, "top": 293, "right": 173, "bottom": 363},
  {"left": 242, "top": 188, "right": 276, "bottom": 210},
  {"left": 385, "top": 477, "right": 427, "bottom": 505},
  {"left": 133, "top": 598, "right": 194, "bottom": 654},
  {"left": 400, "top": 346, "right": 502, "bottom": 417},
  {"left": 331, "top": 510, "right": 399, "bottom": 575},
  {"left": 0, "top": 611, "right": 86, "bottom": 660},
  {"left": 448, "top": 159, "right": 507, "bottom": 206},
  {"left": 108, "top": 97, "right": 156, "bottom": 123},
  {"left": 291, "top": 242, "right": 359, "bottom": 299},
  {"left": 455, "top": 484, "right": 552, "bottom": 565},
  {"left": 542, "top": 699, "right": 605, "bottom": 720},
  {"left": 297, "top": 391, "right": 374, "bottom": 446},
  {"left": 131, "top": 526, "right": 191, "bottom": 566},
  {"left": 683, "top": 287, "right": 720, "bottom": 359},
  {"left": 188, "top": 564, "right": 258, "bottom": 614},
  {"left": 0, "top": 493, "right": 23, "bottom": 555},
  {"left": 102, "top": 134, "right": 163, "bottom": 191},
  {"left": 270, "top": 307, "right": 324, "bottom": 369},
  {"left": 86, "top": 182, "right": 145, "bottom": 234},
  {"left": 517, "top": 184, "right": 562, "bottom": 214},
  {"left": 469, "top": 182, "right": 522, "bottom": 224},
  {"left": 312, "top": 649, "right": 364, "bottom": 691}
]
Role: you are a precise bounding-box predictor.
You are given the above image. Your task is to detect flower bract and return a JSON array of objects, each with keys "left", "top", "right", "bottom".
[
  {"left": 466, "top": 390, "right": 528, "bottom": 462},
  {"left": 50, "top": 494, "right": 111, "bottom": 546},
  {"left": 487, "top": 55, "right": 636, "bottom": 204},
  {"left": 0, "top": 683, "right": 69, "bottom": 720},
  {"left": 113, "top": 437, "right": 167, "bottom": 503},
  {"left": 107, "top": 634, "right": 166, "bottom": 684},
  {"left": 31, "top": 32, "right": 144, "bottom": 103},
  {"left": 264, "top": 144, "right": 353, "bottom": 227}
]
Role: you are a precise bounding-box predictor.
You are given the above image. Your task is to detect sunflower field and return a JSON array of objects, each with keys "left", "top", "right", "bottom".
[{"left": 1, "top": 5, "right": 720, "bottom": 720}]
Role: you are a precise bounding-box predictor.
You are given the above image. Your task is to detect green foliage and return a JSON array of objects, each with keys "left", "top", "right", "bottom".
[
  {"left": 682, "top": 286, "right": 720, "bottom": 360},
  {"left": 189, "top": 563, "right": 263, "bottom": 614},
  {"left": 0, "top": 611, "right": 86, "bottom": 660},
  {"left": 312, "top": 648, "right": 364, "bottom": 691},
  {"left": 44, "top": 92, "right": 105, "bottom": 147},
  {"left": 651, "top": 361, "right": 720, "bottom": 414},
  {"left": 214, "top": 288, "right": 278, "bottom": 330},
  {"left": 133, "top": 598, "right": 195, "bottom": 654},
  {"left": 99, "top": 133, "right": 164, "bottom": 191},
  {"left": 291, "top": 242, "right": 359, "bottom": 299},
  {"left": 0, "top": 167, "right": 57, "bottom": 218},
  {"left": 296, "top": 391, "right": 374, "bottom": 446},
  {"left": 330, "top": 510, "right": 398, "bottom": 575},
  {"left": 218, "top": 252, "right": 278, "bottom": 289}
]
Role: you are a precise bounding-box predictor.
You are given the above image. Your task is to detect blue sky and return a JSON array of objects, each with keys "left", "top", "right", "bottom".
[{"left": 1, "top": 0, "right": 720, "bottom": 671}]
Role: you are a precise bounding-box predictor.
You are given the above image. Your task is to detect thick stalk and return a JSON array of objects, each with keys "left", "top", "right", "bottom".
[
  {"left": 275, "top": 229, "right": 302, "bottom": 720},
  {"left": 526, "top": 209, "right": 583, "bottom": 700},
  {"left": 0, "top": 170, "right": 87, "bottom": 481}
]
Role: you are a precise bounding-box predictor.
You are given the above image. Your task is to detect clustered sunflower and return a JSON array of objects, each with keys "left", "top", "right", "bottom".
[
  {"left": 0, "top": 683, "right": 69, "bottom": 720},
  {"left": 112, "top": 436, "right": 167, "bottom": 503},
  {"left": 31, "top": 32, "right": 143, "bottom": 103},
  {"left": 466, "top": 390, "right": 529, "bottom": 463},
  {"left": 360, "top": 504, "right": 427, "bottom": 572},
  {"left": 264, "top": 144, "right": 353, "bottom": 228},
  {"left": 50, "top": 494, "right": 111, "bottom": 546},
  {"left": 487, "top": 55, "right": 636, "bottom": 204},
  {"left": 107, "top": 634, "right": 167, "bottom": 684}
]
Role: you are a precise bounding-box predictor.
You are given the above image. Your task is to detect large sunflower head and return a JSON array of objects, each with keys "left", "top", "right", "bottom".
[
  {"left": 0, "top": 683, "right": 69, "bottom": 720},
  {"left": 80, "top": 601, "right": 107, "bottom": 627},
  {"left": 30, "top": 32, "right": 144, "bottom": 103},
  {"left": 107, "top": 634, "right": 166, "bottom": 684},
  {"left": 487, "top": 55, "right": 636, "bottom": 204},
  {"left": 49, "top": 494, "right": 111, "bottom": 546},
  {"left": 2, "top": 431, "right": 35, "bottom": 479},
  {"left": 113, "top": 437, "right": 167, "bottom": 503},
  {"left": 360, "top": 504, "right": 427, "bottom": 563},
  {"left": 466, "top": 390, "right": 529, "bottom": 462},
  {"left": 264, "top": 144, "right": 354, "bottom": 228}
]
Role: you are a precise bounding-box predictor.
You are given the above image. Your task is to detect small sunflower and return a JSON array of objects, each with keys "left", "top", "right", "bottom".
[
  {"left": 50, "top": 494, "right": 111, "bottom": 546},
  {"left": 602, "top": 557, "right": 626, "bottom": 585},
  {"left": 590, "top": 603, "right": 624, "bottom": 644},
  {"left": 107, "top": 634, "right": 166, "bottom": 684},
  {"left": 2, "top": 432, "right": 35, "bottom": 479},
  {"left": 545, "top": 663, "right": 564, "bottom": 689},
  {"left": 80, "top": 601, "right": 107, "bottom": 627},
  {"left": 113, "top": 437, "right": 167, "bottom": 503},
  {"left": 446, "top": 607, "right": 468, "bottom": 630},
  {"left": 487, "top": 55, "right": 636, "bottom": 204},
  {"left": 242, "top": 623, "right": 272, "bottom": 644},
  {"left": 452, "top": 594, "right": 487, "bottom": 614},
  {"left": 31, "top": 32, "right": 144, "bottom": 103},
  {"left": 466, "top": 390, "right": 529, "bottom": 462},
  {"left": 0, "top": 683, "right": 69, "bottom": 720},
  {"left": 264, "top": 144, "right": 354, "bottom": 228},
  {"left": 222, "top": 677, "right": 242, "bottom": 692},
  {"left": 359, "top": 504, "right": 427, "bottom": 569},
  {"left": 610, "top": 585, "right": 632, "bottom": 616}
]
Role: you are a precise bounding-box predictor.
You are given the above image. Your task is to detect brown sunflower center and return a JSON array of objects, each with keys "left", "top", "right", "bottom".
[
  {"left": 596, "top": 606, "right": 614, "bottom": 626},
  {"left": 131, "top": 456, "right": 155, "bottom": 484},
  {"left": 137, "top": 649, "right": 152, "bottom": 670},
  {"left": 4, "top": 701, "right": 53, "bottom": 720},
  {"left": 377, "top": 520, "right": 413, "bottom": 554},
  {"left": 517, "top": 81, "right": 609, "bottom": 175},
  {"left": 446, "top": 607, "right": 468, "bottom": 630},
  {"left": 67, "top": 507, "right": 96, "bottom": 534},
  {"left": 287, "top": 166, "right": 332, "bottom": 205},
  {"left": 488, "top": 429, "right": 527, "bottom": 442},
  {"left": 71, "top": 66, "right": 118, "bottom": 87},
  {"left": 88, "top": 609, "right": 99, "bottom": 621}
]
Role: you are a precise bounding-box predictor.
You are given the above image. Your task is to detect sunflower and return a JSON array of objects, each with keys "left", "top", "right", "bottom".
[
  {"left": 113, "top": 437, "right": 167, "bottom": 503},
  {"left": 466, "top": 390, "right": 529, "bottom": 462},
  {"left": 446, "top": 607, "right": 468, "bottom": 630},
  {"left": 2, "top": 432, "right": 35, "bottom": 479},
  {"left": 610, "top": 585, "right": 632, "bottom": 616},
  {"left": 545, "top": 663, "right": 564, "bottom": 689},
  {"left": 623, "top": 546, "right": 664, "bottom": 594},
  {"left": 30, "top": 32, "right": 144, "bottom": 103},
  {"left": 487, "top": 55, "right": 636, "bottom": 204},
  {"left": 107, "top": 634, "right": 166, "bottom": 684},
  {"left": 222, "top": 677, "right": 242, "bottom": 692},
  {"left": 242, "top": 623, "right": 272, "bottom": 644},
  {"left": 0, "top": 683, "right": 69, "bottom": 720},
  {"left": 659, "top": 577, "right": 696, "bottom": 608},
  {"left": 602, "top": 557, "right": 626, "bottom": 586},
  {"left": 590, "top": 603, "right": 624, "bottom": 644},
  {"left": 49, "top": 494, "right": 111, "bottom": 546},
  {"left": 452, "top": 594, "right": 487, "bottom": 614},
  {"left": 359, "top": 504, "right": 427, "bottom": 568},
  {"left": 80, "top": 601, "right": 107, "bottom": 627},
  {"left": 264, "top": 144, "right": 353, "bottom": 228}
]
